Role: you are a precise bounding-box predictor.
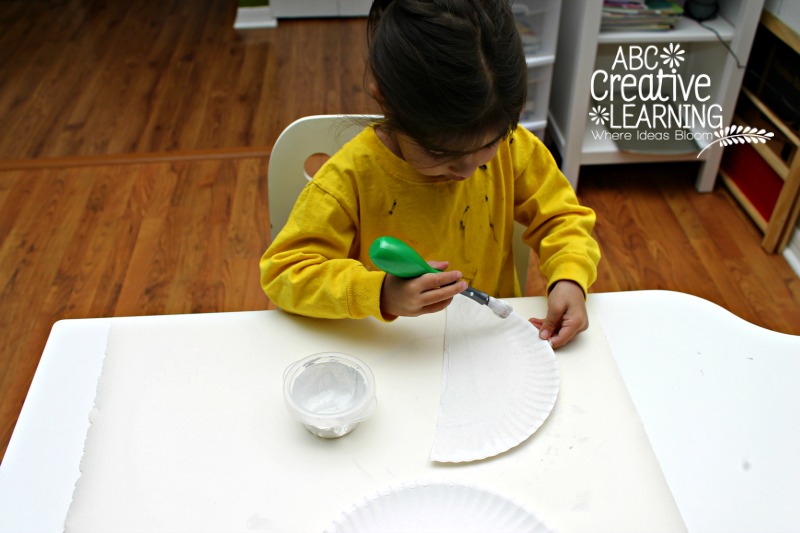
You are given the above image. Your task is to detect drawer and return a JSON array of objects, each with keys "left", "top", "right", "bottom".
[{"left": 520, "top": 64, "right": 553, "bottom": 130}]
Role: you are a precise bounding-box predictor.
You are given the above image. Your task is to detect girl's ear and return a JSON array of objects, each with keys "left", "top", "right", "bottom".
[{"left": 368, "top": 81, "right": 382, "bottom": 101}]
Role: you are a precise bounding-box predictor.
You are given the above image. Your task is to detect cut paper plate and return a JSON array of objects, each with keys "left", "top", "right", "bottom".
[
  {"left": 431, "top": 296, "right": 559, "bottom": 463},
  {"left": 323, "top": 481, "right": 555, "bottom": 533}
]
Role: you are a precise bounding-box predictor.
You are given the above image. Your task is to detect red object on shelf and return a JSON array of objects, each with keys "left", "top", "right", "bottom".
[{"left": 720, "top": 142, "right": 782, "bottom": 221}]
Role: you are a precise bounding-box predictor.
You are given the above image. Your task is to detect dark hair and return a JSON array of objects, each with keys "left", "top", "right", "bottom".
[{"left": 367, "top": 0, "right": 527, "bottom": 156}]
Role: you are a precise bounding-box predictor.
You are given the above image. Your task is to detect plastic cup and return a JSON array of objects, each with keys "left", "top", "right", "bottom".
[{"left": 283, "top": 352, "right": 377, "bottom": 438}]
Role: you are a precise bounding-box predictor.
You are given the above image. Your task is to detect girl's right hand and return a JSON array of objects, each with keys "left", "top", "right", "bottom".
[{"left": 379, "top": 261, "right": 467, "bottom": 318}]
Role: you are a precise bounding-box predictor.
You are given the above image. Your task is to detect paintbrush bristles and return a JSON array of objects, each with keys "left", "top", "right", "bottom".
[{"left": 487, "top": 297, "right": 513, "bottom": 319}]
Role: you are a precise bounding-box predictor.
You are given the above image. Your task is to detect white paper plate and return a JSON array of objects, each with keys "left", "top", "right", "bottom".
[
  {"left": 431, "top": 297, "right": 559, "bottom": 462},
  {"left": 324, "top": 481, "right": 555, "bottom": 533}
]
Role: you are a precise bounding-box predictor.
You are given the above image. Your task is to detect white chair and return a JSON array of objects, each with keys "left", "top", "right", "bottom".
[
  {"left": 267, "top": 114, "right": 531, "bottom": 290},
  {"left": 268, "top": 115, "right": 378, "bottom": 242}
]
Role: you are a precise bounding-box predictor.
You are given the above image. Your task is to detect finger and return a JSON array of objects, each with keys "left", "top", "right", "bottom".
[
  {"left": 419, "top": 281, "right": 467, "bottom": 307},
  {"left": 418, "top": 270, "right": 462, "bottom": 290},
  {"left": 420, "top": 296, "right": 455, "bottom": 315},
  {"left": 529, "top": 318, "right": 547, "bottom": 338},
  {"left": 549, "top": 315, "right": 590, "bottom": 349},
  {"left": 427, "top": 260, "right": 449, "bottom": 271},
  {"left": 548, "top": 324, "right": 574, "bottom": 349},
  {"left": 536, "top": 317, "right": 559, "bottom": 341},
  {"left": 538, "top": 299, "right": 567, "bottom": 339}
]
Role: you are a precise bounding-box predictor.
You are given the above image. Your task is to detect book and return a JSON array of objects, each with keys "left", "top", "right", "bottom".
[{"left": 601, "top": 0, "right": 684, "bottom": 32}]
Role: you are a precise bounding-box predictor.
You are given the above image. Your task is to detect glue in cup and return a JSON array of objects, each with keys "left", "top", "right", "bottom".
[{"left": 283, "top": 352, "right": 377, "bottom": 438}]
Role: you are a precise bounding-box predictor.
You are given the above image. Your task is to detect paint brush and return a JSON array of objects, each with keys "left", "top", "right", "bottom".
[{"left": 369, "top": 236, "right": 513, "bottom": 319}]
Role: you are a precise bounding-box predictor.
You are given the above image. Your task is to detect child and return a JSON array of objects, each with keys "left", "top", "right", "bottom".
[{"left": 261, "top": 0, "right": 600, "bottom": 348}]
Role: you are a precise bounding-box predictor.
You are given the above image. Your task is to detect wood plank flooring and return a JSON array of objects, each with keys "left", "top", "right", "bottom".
[
  {"left": 579, "top": 164, "right": 800, "bottom": 335},
  {"left": 0, "top": 0, "right": 378, "bottom": 161},
  {"left": 1, "top": 1, "right": 798, "bottom": 462}
]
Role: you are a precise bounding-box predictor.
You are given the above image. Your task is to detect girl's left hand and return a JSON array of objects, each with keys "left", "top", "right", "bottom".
[{"left": 529, "top": 280, "right": 588, "bottom": 349}]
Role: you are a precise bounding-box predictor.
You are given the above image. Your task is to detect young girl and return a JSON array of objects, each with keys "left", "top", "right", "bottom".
[{"left": 261, "top": 0, "right": 600, "bottom": 348}]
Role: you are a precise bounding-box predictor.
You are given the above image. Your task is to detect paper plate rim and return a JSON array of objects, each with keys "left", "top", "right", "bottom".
[
  {"left": 323, "top": 479, "right": 557, "bottom": 533},
  {"left": 431, "top": 301, "right": 560, "bottom": 463}
]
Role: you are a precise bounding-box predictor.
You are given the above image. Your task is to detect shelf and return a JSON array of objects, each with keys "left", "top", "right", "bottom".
[
  {"left": 516, "top": 0, "right": 560, "bottom": 138},
  {"left": 597, "top": 15, "right": 734, "bottom": 44},
  {"left": 515, "top": 0, "right": 560, "bottom": 63},
  {"left": 719, "top": 10, "right": 800, "bottom": 253},
  {"left": 522, "top": 63, "right": 553, "bottom": 128},
  {"left": 735, "top": 89, "right": 798, "bottom": 181},
  {"left": 732, "top": 115, "right": 789, "bottom": 181},
  {"left": 719, "top": 169, "right": 769, "bottom": 231},
  {"left": 761, "top": 10, "right": 800, "bottom": 55},
  {"left": 549, "top": 0, "right": 764, "bottom": 191},
  {"left": 525, "top": 55, "right": 555, "bottom": 68},
  {"left": 580, "top": 125, "right": 705, "bottom": 165},
  {"left": 521, "top": 118, "right": 547, "bottom": 132},
  {"left": 512, "top": 4, "right": 549, "bottom": 17},
  {"left": 741, "top": 88, "right": 800, "bottom": 148}
]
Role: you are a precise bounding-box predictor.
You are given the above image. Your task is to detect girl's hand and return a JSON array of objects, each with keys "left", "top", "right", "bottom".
[
  {"left": 380, "top": 261, "right": 467, "bottom": 318},
  {"left": 529, "top": 280, "right": 588, "bottom": 349}
]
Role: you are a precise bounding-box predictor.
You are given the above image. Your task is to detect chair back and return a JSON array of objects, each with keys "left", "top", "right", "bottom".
[
  {"left": 268, "top": 114, "right": 530, "bottom": 290},
  {"left": 268, "top": 114, "right": 380, "bottom": 240}
]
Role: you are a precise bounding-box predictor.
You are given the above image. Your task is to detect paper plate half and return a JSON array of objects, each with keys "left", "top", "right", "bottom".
[
  {"left": 323, "top": 481, "right": 555, "bottom": 533},
  {"left": 431, "top": 296, "right": 560, "bottom": 462}
]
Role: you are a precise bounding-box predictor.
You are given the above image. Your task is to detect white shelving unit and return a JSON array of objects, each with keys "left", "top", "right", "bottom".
[
  {"left": 549, "top": 0, "right": 764, "bottom": 191},
  {"left": 513, "top": 0, "right": 562, "bottom": 139},
  {"left": 270, "top": 0, "right": 371, "bottom": 18}
]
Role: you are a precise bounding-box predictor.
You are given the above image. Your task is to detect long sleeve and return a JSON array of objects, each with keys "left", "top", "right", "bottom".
[
  {"left": 260, "top": 180, "right": 389, "bottom": 320},
  {"left": 511, "top": 130, "right": 601, "bottom": 295}
]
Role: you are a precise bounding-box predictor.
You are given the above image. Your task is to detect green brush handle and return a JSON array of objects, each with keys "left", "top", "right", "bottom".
[
  {"left": 369, "top": 236, "right": 440, "bottom": 278},
  {"left": 369, "top": 236, "right": 495, "bottom": 309}
]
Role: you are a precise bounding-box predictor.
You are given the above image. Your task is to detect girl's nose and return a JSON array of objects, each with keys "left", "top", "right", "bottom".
[{"left": 450, "top": 155, "right": 481, "bottom": 177}]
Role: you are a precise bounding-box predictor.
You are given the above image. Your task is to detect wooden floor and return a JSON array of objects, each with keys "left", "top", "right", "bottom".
[
  {"left": 1, "top": 1, "right": 798, "bottom": 462},
  {"left": 579, "top": 163, "right": 800, "bottom": 335},
  {"left": 0, "top": 0, "right": 377, "bottom": 162}
]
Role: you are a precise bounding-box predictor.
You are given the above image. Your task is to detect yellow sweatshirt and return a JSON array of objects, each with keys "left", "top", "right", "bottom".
[{"left": 260, "top": 125, "right": 600, "bottom": 320}]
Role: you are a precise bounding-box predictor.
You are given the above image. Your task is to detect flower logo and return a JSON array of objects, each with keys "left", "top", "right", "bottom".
[
  {"left": 589, "top": 105, "right": 610, "bottom": 126},
  {"left": 660, "top": 43, "right": 685, "bottom": 70}
]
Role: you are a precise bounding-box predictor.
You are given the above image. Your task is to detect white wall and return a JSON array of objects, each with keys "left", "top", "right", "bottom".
[{"left": 764, "top": 0, "right": 800, "bottom": 33}]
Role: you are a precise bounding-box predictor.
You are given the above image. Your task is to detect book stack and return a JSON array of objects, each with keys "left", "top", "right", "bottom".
[
  {"left": 514, "top": 14, "right": 542, "bottom": 55},
  {"left": 601, "top": 0, "right": 684, "bottom": 32}
]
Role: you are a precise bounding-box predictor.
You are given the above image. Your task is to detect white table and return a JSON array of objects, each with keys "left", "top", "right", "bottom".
[{"left": 0, "top": 291, "right": 798, "bottom": 532}]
